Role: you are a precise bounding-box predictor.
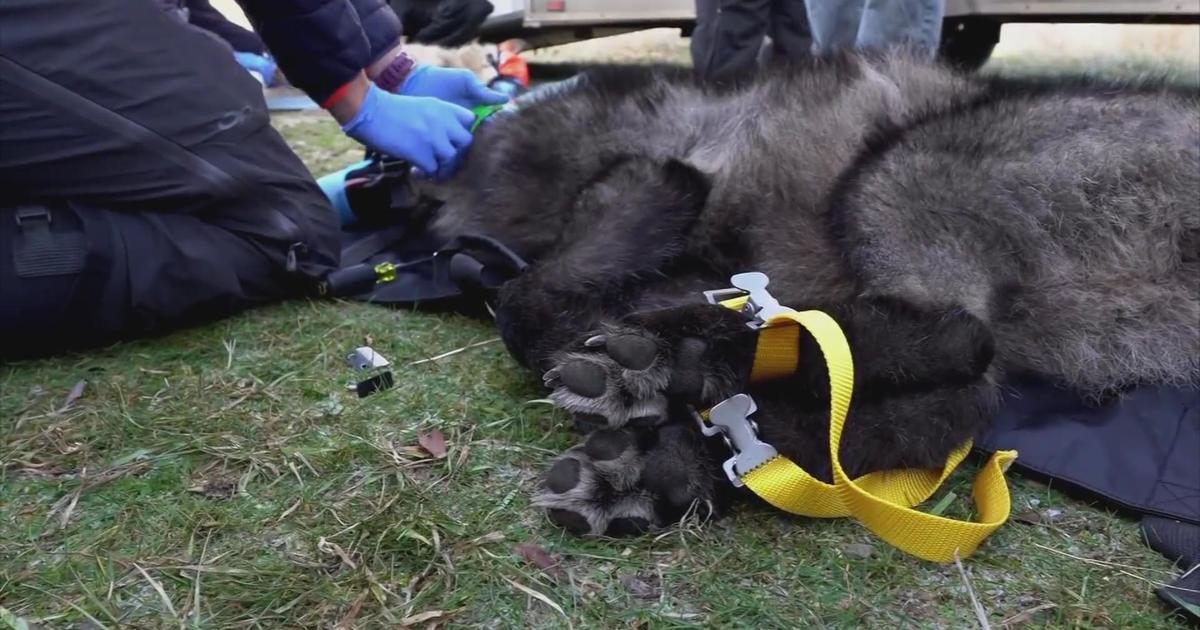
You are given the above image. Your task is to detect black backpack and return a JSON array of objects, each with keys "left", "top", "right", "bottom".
[{"left": 317, "top": 153, "right": 527, "bottom": 318}]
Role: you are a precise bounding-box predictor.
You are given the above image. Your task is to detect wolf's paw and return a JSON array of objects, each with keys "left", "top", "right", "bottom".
[
  {"left": 543, "top": 305, "right": 755, "bottom": 430},
  {"left": 541, "top": 325, "right": 680, "bottom": 429},
  {"left": 533, "top": 425, "right": 716, "bottom": 536}
]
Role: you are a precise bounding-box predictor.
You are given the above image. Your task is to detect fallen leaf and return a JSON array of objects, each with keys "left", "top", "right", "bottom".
[
  {"left": 619, "top": 573, "right": 660, "bottom": 600},
  {"left": 514, "top": 542, "right": 566, "bottom": 582},
  {"left": 418, "top": 430, "right": 448, "bottom": 459},
  {"left": 59, "top": 380, "right": 87, "bottom": 412},
  {"left": 842, "top": 543, "right": 875, "bottom": 559}
]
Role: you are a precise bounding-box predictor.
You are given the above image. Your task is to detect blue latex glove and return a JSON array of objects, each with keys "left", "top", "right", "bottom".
[
  {"left": 341, "top": 83, "right": 475, "bottom": 180},
  {"left": 399, "top": 65, "right": 509, "bottom": 110},
  {"left": 233, "top": 51, "right": 277, "bottom": 86}
]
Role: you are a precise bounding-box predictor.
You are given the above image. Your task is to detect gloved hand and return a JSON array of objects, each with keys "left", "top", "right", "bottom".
[
  {"left": 233, "top": 51, "right": 277, "bottom": 86},
  {"left": 341, "top": 83, "right": 475, "bottom": 180},
  {"left": 398, "top": 65, "right": 509, "bottom": 110}
]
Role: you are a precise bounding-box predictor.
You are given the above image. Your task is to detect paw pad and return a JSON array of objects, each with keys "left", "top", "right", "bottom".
[
  {"left": 545, "top": 325, "right": 674, "bottom": 428},
  {"left": 533, "top": 427, "right": 714, "bottom": 537},
  {"left": 606, "top": 334, "right": 659, "bottom": 370},
  {"left": 559, "top": 360, "right": 607, "bottom": 398}
]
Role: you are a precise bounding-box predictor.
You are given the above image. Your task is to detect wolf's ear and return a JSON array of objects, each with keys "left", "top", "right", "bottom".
[{"left": 662, "top": 158, "right": 712, "bottom": 209}]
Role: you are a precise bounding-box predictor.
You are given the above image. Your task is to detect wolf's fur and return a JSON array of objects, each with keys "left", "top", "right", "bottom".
[{"left": 431, "top": 52, "right": 1200, "bottom": 535}]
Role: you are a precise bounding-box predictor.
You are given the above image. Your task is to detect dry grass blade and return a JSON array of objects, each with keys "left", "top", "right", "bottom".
[
  {"left": 503, "top": 577, "right": 571, "bottom": 629},
  {"left": 134, "top": 563, "right": 179, "bottom": 620},
  {"left": 222, "top": 338, "right": 237, "bottom": 370},
  {"left": 22, "top": 583, "right": 113, "bottom": 630},
  {"left": 318, "top": 537, "right": 358, "bottom": 570},
  {"left": 335, "top": 589, "right": 369, "bottom": 629},
  {"left": 470, "top": 531, "right": 506, "bottom": 546},
  {"left": 41, "top": 462, "right": 147, "bottom": 534},
  {"left": 997, "top": 603, "right": 1057, "bottom": 627},
  {"left": 58, "top": 380, "right": 87, "bottom": 413},
  {"left": 407, "top": 338, "right": 500, "bottom": 366},
  {"left": 191, "top": 531, "right": 211, "bottom": 629},
  {"left": 1031, "top": 543, "right": 1173, "bottom": 575},
  {"left": 51, "top": 466, "right": 86, "bottom": 531},
  {"left": 399, "top": 609, "right": 457, "bottom": 627},
  {"left": 274, "top": 498, "right": 303, "bottom": 524},
  {"left": 954, "top": 551, "right": 992, "bottom": 630}
]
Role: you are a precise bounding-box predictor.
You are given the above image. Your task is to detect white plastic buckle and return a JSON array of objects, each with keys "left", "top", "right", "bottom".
[
  {"left": 694, "top": 394, "right": 778, "bottom": 487},
  {"left": 703, "top": 272, "right": 791, "bottom": 329}
]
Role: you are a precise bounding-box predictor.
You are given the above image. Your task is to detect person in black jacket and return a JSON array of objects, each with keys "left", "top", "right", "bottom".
[
  {"left": 179, "top": 0, "right": 281, "bottom": 85},
  {"left": 0, "top": 0, "right": 507, "bottom": 359},
  {"left": 185, "top": 0, "right": 269, "bottom": 56}
]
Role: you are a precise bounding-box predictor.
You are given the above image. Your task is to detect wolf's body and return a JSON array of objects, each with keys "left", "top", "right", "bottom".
[{"left": 432, "top": 53, "right": 1200, "bottom": 535}]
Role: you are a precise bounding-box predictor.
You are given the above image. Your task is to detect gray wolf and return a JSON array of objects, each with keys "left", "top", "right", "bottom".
[{"left": 431, "top": 52, "right": 1200, "bottom": 535}]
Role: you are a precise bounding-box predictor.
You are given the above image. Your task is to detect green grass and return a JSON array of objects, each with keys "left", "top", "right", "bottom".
[{"left": 3, "top": 51, "right": 1196, "bottom": 629}]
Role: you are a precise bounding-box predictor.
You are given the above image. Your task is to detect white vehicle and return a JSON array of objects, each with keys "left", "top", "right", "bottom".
[{"left": 480, "top": 0, "right": 1200, "bottom": 69}]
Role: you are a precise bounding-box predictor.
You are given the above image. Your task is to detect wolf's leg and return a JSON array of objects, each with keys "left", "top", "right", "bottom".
[
  {"left": 545, "top": 297, "right": 995, "bottom": 429},
  {"left": 489, "top": 157, "right": 711, "bottom": 372}
]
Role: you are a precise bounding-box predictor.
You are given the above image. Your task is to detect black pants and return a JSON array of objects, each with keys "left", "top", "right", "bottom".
[
  {"left": 690, "top": 0, "right": 812, "bottom": 81},
  {"left": 0, "top": 0, "right": 339, "bottom": 360}
]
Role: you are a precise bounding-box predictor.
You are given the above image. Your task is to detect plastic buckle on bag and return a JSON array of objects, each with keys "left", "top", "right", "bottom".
[
  {"left": 694, "top": 394, "right": 778, "bottom": 487},
  {"left": 703, "top": 272, "right": 791, "bottom": 329},
  {"left": 14, "top": 205, "right": 51, "bottom": 227}
]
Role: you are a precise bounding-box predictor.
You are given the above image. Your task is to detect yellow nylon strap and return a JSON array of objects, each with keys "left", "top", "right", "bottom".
[
  {"left": 724, "top": 305, "right": 1017, "bottom": 563},
  {"left": 720, "top": 295, "right": 800, "bottom": 381}
]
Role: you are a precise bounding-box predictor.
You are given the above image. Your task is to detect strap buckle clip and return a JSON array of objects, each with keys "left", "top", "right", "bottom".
[
  {"left": 703, "top": 272, "right": 791, "bottom": 329},
  {"left": 694, "top": 394, "right": 778, "bottom": 487}
]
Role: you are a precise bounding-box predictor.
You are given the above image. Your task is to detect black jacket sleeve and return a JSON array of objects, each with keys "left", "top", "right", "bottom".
[
  {"left": 234, "top": 0, "right": 401, "bottom": 105},
  {"left": 186, "top": 0, "right": 267, "bottom": 55},
  {"left": 347, "top": 0, "right": 404, "bottom": 67}
]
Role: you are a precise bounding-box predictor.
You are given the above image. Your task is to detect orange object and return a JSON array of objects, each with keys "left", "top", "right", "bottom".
[{"left": 498, "top": 54, "right": 530, "bottom": 87}]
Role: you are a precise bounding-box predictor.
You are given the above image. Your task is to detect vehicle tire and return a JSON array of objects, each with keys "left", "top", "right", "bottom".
[{"left": 938, "top": 17, "right": 1002, "bottom": 71}]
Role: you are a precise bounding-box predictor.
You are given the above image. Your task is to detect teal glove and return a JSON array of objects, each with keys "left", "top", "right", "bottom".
[
  {"left": 341, "top": 83, "right": 475, "bottom": 180},
  {"left": 399, "top": 65, "right": 509, "bottom": 110}
]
